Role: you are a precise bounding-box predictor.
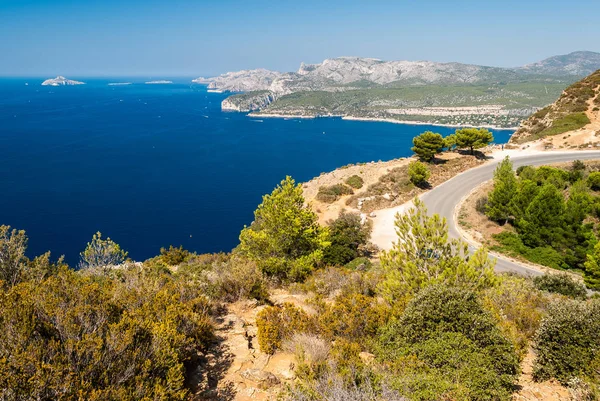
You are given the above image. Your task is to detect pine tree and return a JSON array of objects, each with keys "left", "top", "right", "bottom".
[
  {"left": 518, "top": 184, "right": 565, "bottom": 248},
  {"left": 379, "top": 198, "right": 496, "bottom": 301},
  {"left": 454, "top": 128, "right": 494, "bottom": 154},
  {"left": 486, "top": 157, "right": 517, "bottom": 223},
  {"left": 584, "top": 240, "right": 600, "bottom": 290},
  {"left": 509, "top": 179, "right": 539, "bottom": 224},
  {"left": 239, "top": 176, "right": 330, "bottom": 281},
  {"left": 411, "top": 131, "right": 445, "bottom": 162}
]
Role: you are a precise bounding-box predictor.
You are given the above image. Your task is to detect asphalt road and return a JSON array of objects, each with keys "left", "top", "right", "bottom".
[{"left": 421, "top": 151, "right": 600, "bottom": 276}]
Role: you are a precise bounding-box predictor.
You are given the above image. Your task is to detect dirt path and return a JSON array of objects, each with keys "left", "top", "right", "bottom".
[{"left": 194, "top": 291, "right": 312, "bottom": 400}]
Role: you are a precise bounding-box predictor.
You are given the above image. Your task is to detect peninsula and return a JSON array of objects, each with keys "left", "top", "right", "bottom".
[{"left": 196, "top": 51, "right": 600, "bottom": 128}]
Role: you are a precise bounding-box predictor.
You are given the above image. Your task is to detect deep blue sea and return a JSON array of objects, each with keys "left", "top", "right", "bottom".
[{"left": 0, "top": 78, "right": 513, "bottom": 265}]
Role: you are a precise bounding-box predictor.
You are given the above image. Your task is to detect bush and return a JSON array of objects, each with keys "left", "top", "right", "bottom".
[
  {"left": 316, "top": 184, "right": 353, "bottom": 203},
  {"left": 204, "top": 256, "right": 269, "bottom": 302},
  {"left": 377, "top": 285, "right": 519, "bottom": 400},
  {"left": 492, "top": 232, "right": 566, "bottom": 270},
  {"left": 588, "top": 172, "right": 600, "bottom": 190},
  {"left": 79, "top": 231, "right": 128, "bottom": 271},
  {"left": 256, "top": 303, "right": 314, "bottom": 354},
  {"left": 345, "top": 175, "right": 364, "bottom": 189},
  {"left": 533, "top": 273, "right": 587, "bottom": 300},
  {"left": 0, "top": 266, "right": 214, "bottom": 400},
  {"left": 484, "top": 274, "right": 547, "bottom": 355},
  {"left": 159, "top": 245, "right": 190, "bottom": 266},
  {"left": 318, "top": 293, "right": 389, "bottom": 342},
  {"left": 345, "top": 256, "right": 372, "bottom": 270},
  {"left": 533, "top": 299, "right": 600, "bottom": 384},
  {"left": 408, "top": 160, "right": 430, "bottom": 187},
  {"left": 322, "top": 211, "right": 371, "bottom": 266},
  {"left": 475, "top": 196, "right": 488, "bottom": 214}
]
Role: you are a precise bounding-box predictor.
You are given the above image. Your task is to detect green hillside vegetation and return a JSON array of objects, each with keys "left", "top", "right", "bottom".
[
  {"left": 256, "top": 82, "right": 567, "bottom": 128},
  {"left": 484, "top": 158, "right": 600, "bottom": 288},
  {"left": 2, "top": 173, "right": 600, "bottom": 400},
  {"left": 511, "top": 69, "right": 600, "bottom": 143}
]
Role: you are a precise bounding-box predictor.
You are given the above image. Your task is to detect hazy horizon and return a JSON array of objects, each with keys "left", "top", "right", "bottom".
[{"left": 2, "top": 0, "right": 600, "bottom": 77}]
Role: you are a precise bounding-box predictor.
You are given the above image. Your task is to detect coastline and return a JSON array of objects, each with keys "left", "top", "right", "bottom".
[{"left": 246, "top": 112, "right": 517, "bottom": 130}]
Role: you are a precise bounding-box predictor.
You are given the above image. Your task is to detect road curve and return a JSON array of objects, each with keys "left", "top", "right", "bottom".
[{"left": 421, "top": 151, "right": 600, "bottom": 276}]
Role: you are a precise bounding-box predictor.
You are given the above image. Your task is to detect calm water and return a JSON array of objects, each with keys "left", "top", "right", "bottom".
[{"left": 0, "top": 78, "right": 513, "bottom": 265}]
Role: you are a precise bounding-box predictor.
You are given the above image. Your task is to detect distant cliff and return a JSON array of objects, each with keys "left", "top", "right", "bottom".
[{"left": 222, "top": 91, "right": 275, "bottom": 112}]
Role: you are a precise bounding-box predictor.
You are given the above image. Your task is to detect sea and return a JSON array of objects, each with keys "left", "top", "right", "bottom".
[{"left": 0, "top": 78, "right": 514, "bottom": 265}]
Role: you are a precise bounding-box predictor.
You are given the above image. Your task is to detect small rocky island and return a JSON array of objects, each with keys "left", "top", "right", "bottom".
[{"left": 41, "top": 76, "right": 85, "bottom": 86}]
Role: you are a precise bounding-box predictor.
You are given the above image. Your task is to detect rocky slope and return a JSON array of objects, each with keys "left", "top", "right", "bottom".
[
  {"left": 197, "top": 52, "right": 600, "bottom": 95},
  {"left": 510, "top": 69, "right": 600, "bottom": 146},
  {"left": 41, "top": 76, "right": 85, "bottom": 86}
]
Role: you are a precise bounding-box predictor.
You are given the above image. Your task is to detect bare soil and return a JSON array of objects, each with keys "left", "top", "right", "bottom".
[{"left": 303, "top": 152, "right": 487, "bottom": 224}]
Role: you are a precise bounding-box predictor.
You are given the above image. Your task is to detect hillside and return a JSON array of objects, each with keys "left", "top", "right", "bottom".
[
  {"left": 510, "top": 69, "right": 600, "bottom": 146},
  {"left": 195, "top": 52, "right": 600, "bottom": 128}
]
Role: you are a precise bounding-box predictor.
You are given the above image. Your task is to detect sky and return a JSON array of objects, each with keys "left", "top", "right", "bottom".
[{"left": 1, "top": 0, "right": 599, "bottom": 77}]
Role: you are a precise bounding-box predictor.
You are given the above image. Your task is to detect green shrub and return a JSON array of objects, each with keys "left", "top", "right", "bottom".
[
  {"left": 484, "top": 274, "right": 547, "bottom": 355},
  {"left": 408, "top": 160, "right": 430, "bottom": 187},
  {"left": 492, "top": 232, "right": 566, "bottom": 270},
  {"left": 377, "top": 285, "right": 519, "bottom": 401},
  {"left": 256, "top": 303, "right": 314, "bottom": 354},
  {"left": 159, "top": 245, "right": 190, "bottom": 266},
  {"left": 533, "top": 273, "right": 587, "bottom": 300},
  {"left": 345, "top": 256, "right": 372, "bottom": 270},
  {"left": 588, "top": 172, "right": 600, "bottom": 190},
  {"left": 318, "top": 293, "right": 389, "bottom": 342},
  {"left": 345, "top": 175, "right": 364, "bottom": 189},
  {"left": 316, "top": 184, "right": 354, "bottom": 203},
  {"left": 322, "top": 211, "right": 371, "bottom": 266},
  {"left": 533, "top": 299, "right": 600, "bottom": 384},
  {"left": 0, "top": 266, "right": 214, "bottom": 400}
]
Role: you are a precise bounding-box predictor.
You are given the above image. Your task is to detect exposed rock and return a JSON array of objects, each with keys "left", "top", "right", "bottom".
[
  {"left": 41, "top": 76, "right": 85, "bottom": 86},
  {"left": 222, "top": 91, "right": 276, "bottom": 112},
  {"left": 240, "top": 369, "right": 280, "bottom": 390},
  {"left": 195, "top": 52, "right": 600, "bottom": 96}
]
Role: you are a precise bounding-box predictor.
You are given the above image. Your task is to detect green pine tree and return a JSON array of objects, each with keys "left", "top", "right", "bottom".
[
  {"left": 519, "top": 184, "right": 565, "bottom": 248},
  {"left": 239, "top": 176, "right": 330, "bottom": 281},
  {"left": 486, "top": 157, "right": 517, "bottom": 223},
  {"left": 584, "top": 240, "right": 600, "bottom": 290},
  {"left": 379, "top": 198, "right": 496, "bottom": 301},
  {"left": 411, "top": 131, "right": 445, "bottom": 162},
  {"left": 509, "top": 179, "right": 539, "bottom": 224}
]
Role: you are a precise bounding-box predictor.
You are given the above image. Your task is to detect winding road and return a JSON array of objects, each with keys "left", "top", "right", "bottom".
[{"left": 373, "top": 150, "right": 600, "bottom": 276}]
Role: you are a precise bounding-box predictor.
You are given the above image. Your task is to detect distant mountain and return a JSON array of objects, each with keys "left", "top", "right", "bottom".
[
  {"left": 195, "top": 52, "right": 600, "bottom": 95},
  {"left": 193, "top": 52, "right": 600, "bottom": 129},
  {"left": 518, "top": 51, "right": 600, "bottom": 76}
]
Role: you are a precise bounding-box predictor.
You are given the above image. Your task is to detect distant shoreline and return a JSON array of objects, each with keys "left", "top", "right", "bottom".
[{"left": 247, "top": 112, "right": 517, "bottom": 130}]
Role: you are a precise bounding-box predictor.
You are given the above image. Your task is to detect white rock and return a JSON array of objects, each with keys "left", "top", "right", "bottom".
[{"left": 41, "top": 76, "right": 85, "bottom": 86}]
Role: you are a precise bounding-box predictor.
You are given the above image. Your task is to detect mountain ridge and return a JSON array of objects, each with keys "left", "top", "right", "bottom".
[{"left": 194, "top": 51, "right": 600, "bottom": 128}]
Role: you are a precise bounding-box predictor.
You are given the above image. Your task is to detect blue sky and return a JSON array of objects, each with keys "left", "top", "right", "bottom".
[{"left": 1, "top": 0, "right": 599, "bottom": 77}]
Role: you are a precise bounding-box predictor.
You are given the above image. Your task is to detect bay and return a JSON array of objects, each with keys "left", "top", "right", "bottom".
[{"left": 0, "top": 78, "right": 513, "bottom": 265}]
